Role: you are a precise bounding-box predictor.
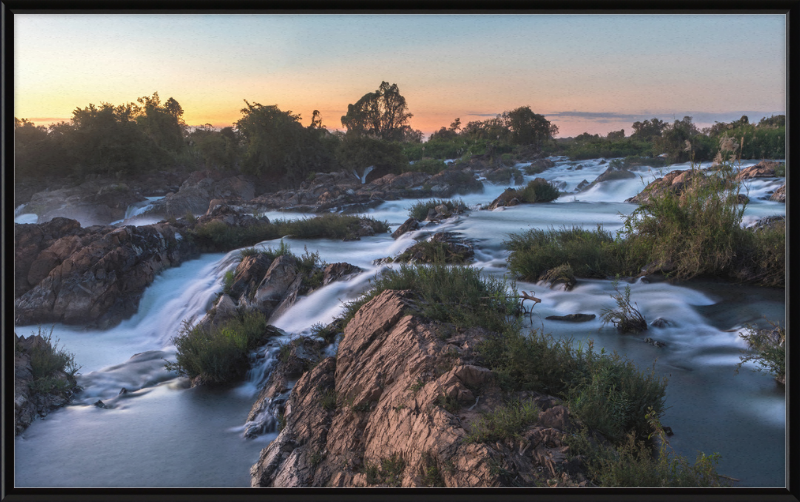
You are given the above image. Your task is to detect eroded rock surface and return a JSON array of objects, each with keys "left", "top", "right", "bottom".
[
  {"left": 14, "top": 218, "right": 199, "bottom": 327},
  {"left": 251, "top": 290, "right": 592, "bottom": 487},
  {"left": 735, "top": 160, "right": 781, "bottom": 181},
  {"left": 142, "top": 171, "right": 255, "bottom": 218}
]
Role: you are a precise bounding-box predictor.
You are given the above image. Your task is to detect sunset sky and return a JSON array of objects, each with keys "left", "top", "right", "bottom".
[{"left": 15, "top": 14, "right": 786, "bottom": 138}]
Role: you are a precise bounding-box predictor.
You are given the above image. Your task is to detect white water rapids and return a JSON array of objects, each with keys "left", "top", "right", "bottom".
[{"left": 14, "top": 157, "right": 786, "bottom": 487}]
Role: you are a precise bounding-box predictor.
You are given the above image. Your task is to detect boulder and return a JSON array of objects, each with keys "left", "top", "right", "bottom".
[
  {"left": 25, "top": 180, "right": 147, "bottom": 227},
  {"left": 545, "top": 314, "right": 596, "bottom": 323},
  {"left": 142, "top": 172, "right": 255, "bottom": 218},
  {"left": 250, "top": 290, "right": 591, "bottom": 487},
  {"left": 391, "top": 218, "right": 420, "bottom": 239},
  {"left": 15, "top": 219, "right": 198, "bottom": 327},
  {"left": 322, "top": 263, "right": 362, "bottom": 286},
  {"left": 770, "top": 184, "right": 785, "bottom": 202},
  {"left": 735, "top": 160, "right": 780, "bottom": 181}
]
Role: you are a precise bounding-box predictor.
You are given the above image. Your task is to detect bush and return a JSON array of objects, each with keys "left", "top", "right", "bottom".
[
  {"left": 364, "top": 454, "right": 406, "bottom": 487},
  {"left": 506, "top": 225, "right": 623, "bottom": 281},
  {"left": 600, "top": 279, "right": 647, "bottom": 333},
  {"left": 463, "top": 398, "right": 539, "bottom": 444},
  {"left": 517, "top": 178, "right": 560, "bottom": 203},
  {"left": 566, "top": 412, "right": 729, "bottom": 487},
  {"left": 407, "top": 198, "right": 465, "bottom": 220},
  {"left": 341, "top": 264, "right": 517, "bottom": 335},
  {"left": 190, "top": 214, "right": 389, "bottom": 251},
  {"left": 735, "top": 320, "right": 785, "bottom": 383},
  {"left": 28, "top": 326, "right": 81, "bottom": 382},
  {"left": 477, "top": 330, "right": 666, "bottom": 443},
  {"left": 165, "top": 310, "right": 269, "bottom": 384}
]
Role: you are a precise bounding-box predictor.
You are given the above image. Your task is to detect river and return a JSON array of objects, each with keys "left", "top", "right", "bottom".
[{"left": 14, "top": 157, "right": 786, "bottom": 487}]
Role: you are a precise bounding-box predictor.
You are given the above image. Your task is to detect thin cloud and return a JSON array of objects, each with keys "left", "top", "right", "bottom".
[{"left": 545, "top": 110, "right": 785, "bottom": 123}]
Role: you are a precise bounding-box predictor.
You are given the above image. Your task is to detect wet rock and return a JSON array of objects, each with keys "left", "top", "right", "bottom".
[
  {"left": 395, "top": 232, "right": 474, "bottom": 264},
  {"left": 94, "top": 400, "right": 106, "bottom": 409},
  {"left": 545, "top": 314, "right": 596, "bottom": 323},
  {"left": 322, "top": 263, "right": 362, "bottom": 286},
  {"left": 575, "top": 180, "right": 590, "bottom": 192},
  {"left": 626, "top": 169, "right": 710, "bottom": 204},
  {"left": 735, "top": 160, "right": 780, "bottom": 181},
  {"left": 392, "top": 218, "right": 420, "bottom": 239},
  {"left": 229, "top": 254, "right": 274, "bottom": 301},
  {"left": 643, "top": 337, "right": 667, "bottom": 348},
  {"left": 250, "top": 290, "right": 592, "bottom": 487},
  {"left": 25, "top": 179, "right": 147, "bottom": 227},
  {"left": 119, "top": 388, "right": 128, "bottom": 395},
  {"left": 650, "top": 318, "right": 672, "bottom": 328},
  {"left": 770, "top": 184, "right": 785, "bottom": 202},
  {"left": 578, "top": 165, "right": 635, "bottom": 193},
  {"left": 142, "top": 171, "right": 255, "bottom": 218},
  {"left": 251, "top": 255, "right": 299, "bottom": 316},
  {"left": 14, "top": 219, "right": 199, "bottom": 327}
]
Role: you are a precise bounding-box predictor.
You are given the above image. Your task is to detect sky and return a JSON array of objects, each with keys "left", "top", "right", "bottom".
[{"left": 14, "top": 14, "right": 786, "bottom": 138}]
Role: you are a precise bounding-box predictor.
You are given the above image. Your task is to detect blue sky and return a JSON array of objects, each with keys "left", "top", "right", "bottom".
[{"left": 15, "top": 13, "right": 786, "bottom": 137}]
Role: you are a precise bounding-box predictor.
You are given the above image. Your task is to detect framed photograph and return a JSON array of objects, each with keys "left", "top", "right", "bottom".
[{"left": 3, "top": 4, "right": 796, "bottom": 501}]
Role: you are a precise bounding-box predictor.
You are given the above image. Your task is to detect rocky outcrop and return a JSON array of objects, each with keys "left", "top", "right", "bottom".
[
  {"left": 625, "top": 169, "right": 704, "bottom": 204},
  {"left": 15, "top": 333, "right": 80, "bottom": 435},
  {"left": 578, "top": 165, "right": 636, "bottom": 193},
  {"left": 252, "top": 168, "right": 482, "bottom": 214},
  {"left": 770, "top": 184, "right": 785, "bottom": 202},
  {"left": 24, "top": 180, "right": 147, "bottom": 227},
  {"left": 545, "top": 314, "right": 596, "bottom": 323},
  {"left": 250, "top": 290, "right": 592, "bottom": 487},
  {"left": 525, "top": 159, "right": 555, "bottom": 175},
  {"left": 395, "top": 232, "right": 475, "bottom": 264},
  {"left": 392, "top": 218, "right": 420, "bottom": 239},
  {"left": 321, "top": 263, "right": 362, "bottom": 286},
  {"left": 735, "top": 160, "right": 781, "bottom": 181},
  {"left": 142, "top": 171, "right": 255, "bottom": 218},
  {"left": 14, "top": 218, "right": 199, "bottom": 327},
  {"left": 488, "top": 188, "right": 521, "bottom": 210}
]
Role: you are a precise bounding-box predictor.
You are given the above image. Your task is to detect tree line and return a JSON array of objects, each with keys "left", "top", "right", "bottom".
[{"left": 14, "top": 82, "right": 784, "bottom": 188}]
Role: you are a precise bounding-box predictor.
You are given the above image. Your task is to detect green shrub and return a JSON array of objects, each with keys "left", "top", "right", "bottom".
[
  {"left": 28, "top": 326, "right": 81, "bottom": 382},
  {"left": 395, "top": 239, "right": 471, "bottom": 264},
  {"left": 501, "top": 153, "right": 515, "bottom": 166},
  {"left": 190, "top": 214, "right": 389, "bottom": 252},
  {"left": 463, "top": 398, "right": 539, "bottom": 444},
  {"left": 735, "top": 320, "right": 785, "bottom": 383},
  {"left": 477, "top": 330, "right": 666, "bottom": 443},
  {"left": 311, "top": 322, "right": 340, "bottom": 344},
  {"left": 619, "top": 161, "right": 757, "bottom": 282},
  {"left": 222, "top": 270, "right": 235, "bottom": 296},
  {"left": 566, "top": 412, "right": 729, "bottom": 487},
  {"left": 407, "top": 198, "right": 465, "bottom": 220},
  {"left": 600, "top": 279, "right": 647, "bottom": 333},
  {"left": 165, "top": 310, "right": 269, "bottom": 384},
  {"left": 774, "top": 163, "right": 785, "bottom": 177},
  {"left": 320, "top": 387, "right": 338, "bottom": 411},
  {"left": 517, "top": 178, "right": 560, "bottom": 203},
  {"left": 506, "top": 225, "right": 623, "bottom": 281},
  {"left": 341, "top": 264, "right": 517, "bottom": 335},
  {"left": 364, "top": 454, "right": 406, "bottom": 486}
]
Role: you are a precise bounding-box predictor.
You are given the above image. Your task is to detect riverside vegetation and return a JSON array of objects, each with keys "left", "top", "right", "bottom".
[{"left": 319, "top": 263, "right": 727, "bottom": 486}]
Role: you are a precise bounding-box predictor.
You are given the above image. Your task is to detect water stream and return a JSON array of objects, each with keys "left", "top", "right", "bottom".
[{"left": 14, "top": 158, "right": 786, "bottom": 487}]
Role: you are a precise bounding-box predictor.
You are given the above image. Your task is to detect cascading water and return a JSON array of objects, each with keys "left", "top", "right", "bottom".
[{"left": 14, "top": 157, "right": 786, "bottom": 487}]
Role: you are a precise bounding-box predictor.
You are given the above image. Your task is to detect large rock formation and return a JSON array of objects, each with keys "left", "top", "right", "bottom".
[
  {"left": 735, "top": 160, "right": 781, "bottom": 181},
  {"left": 625, "top": 169, "right": 704, "bottom": 204},
  {"left": 14, "top": 218, "right": 198, "bottom": 327},
  {"left": 24, "top": 180, "right": 146, "bottom": 227},
  {"left": 250, "top": 290, "right": 591, "bottom": 487},
  {"left": 251, "top": 168, "right": 482, "bottom": 213},
  {"left": 770, "top": 184, "right": 786, "bottom": 202},
  {"left": 142, "top": 171, "right": 255, "bottom": 218}
]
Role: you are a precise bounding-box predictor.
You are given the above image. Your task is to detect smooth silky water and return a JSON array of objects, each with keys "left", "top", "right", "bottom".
[{"left": 14, "top": 158, "right": 786, "bottom": 487}]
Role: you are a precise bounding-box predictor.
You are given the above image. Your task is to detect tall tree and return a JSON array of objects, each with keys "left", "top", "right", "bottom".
[{"left": 341, "top": 81, "right": 413, "bottom": 141}]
